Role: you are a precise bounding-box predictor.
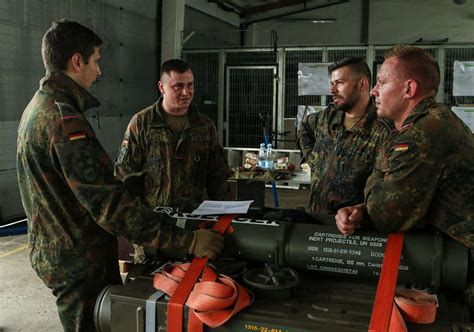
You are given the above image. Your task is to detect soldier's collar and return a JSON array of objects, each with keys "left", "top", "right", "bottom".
[
  {"left": 329, "top": 104, "right": 344, "bottom": 131},
  {"left": 154, "top": 96, "right": 201, "bottom": 126},
  {"left": 330, "top": 99, "right": 377, "bottom": 136},
  {"left": 40, "top": 70, "right": 100, "bottom": 112},
  {"left": 400, "top": 96, "right": 436, "bottom": 127}
]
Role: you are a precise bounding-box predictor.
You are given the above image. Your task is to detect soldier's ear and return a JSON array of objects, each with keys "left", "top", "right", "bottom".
[
  {"left": 157, "top": 81, "right": 165, "bottom": 94},
  {"left": 359, "top": 77, "right": 369, "bottom": 92},
  {"left": 404, "top": 79, "right": 418, "bottom": 98},
  {"left": 68, "top": 53, "right": 82, "bottom": 73}
]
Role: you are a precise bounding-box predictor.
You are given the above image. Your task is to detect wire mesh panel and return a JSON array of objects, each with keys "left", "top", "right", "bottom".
[
  {"left": 183, "top": 45, "right": 474, "bottom": 151},
  {"left": 184, "top": 52, "right": 219, "bottom": 124},
  {"left": 374, "top": 46, "right": 436, "bottom": 62},
  {"left": 226, "top": 50, "right": 277, "bottom": 65},
  {"left": 285, "top": 50, "right": 324, "bottom": 118},
  {"left": 374, "top": 47, "right": 389, "bottom": 63},
  {"left": 444, "top": 47, "right": 474, "bottom": 107},
  {"left": 327, "top": 48, "right": 367, "bottom": 63},
  {"left": 226, "top": 66, "right": 276, "bottom": 147}
]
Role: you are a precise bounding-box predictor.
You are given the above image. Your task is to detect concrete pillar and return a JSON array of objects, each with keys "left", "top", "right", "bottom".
[{"left": 161, "top": 0, "right": 185, "bottom": 61}]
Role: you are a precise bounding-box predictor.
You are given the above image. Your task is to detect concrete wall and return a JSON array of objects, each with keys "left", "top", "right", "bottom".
[
  {"left": 369, "top": 0, "right": 474, "bottom": 44},
  {"left": 245, "top": 1, "right": 362, "bottom": 46},
  {"left": 0, "top": 0, "right": 159, "bottom": 221},
  {"left": 244, "top": 0, "right": 474, "bottom": 46},
  {"left": 183, "top": 6, "right": 241, "bottom": 49}
]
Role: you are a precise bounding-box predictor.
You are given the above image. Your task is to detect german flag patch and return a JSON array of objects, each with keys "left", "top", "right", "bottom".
[
  {"left": 394, "top": 143, "right": 409, "bottom": 152},
  {"left": 68, "top": 131, "right": 86, "bottom": 141}
]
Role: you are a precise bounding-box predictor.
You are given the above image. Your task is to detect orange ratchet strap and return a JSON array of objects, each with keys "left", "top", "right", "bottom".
[
  {"left": 368, "top": 233, "right": 437, "bottom": 331},
  {"left": 154, "top": 214, "right": 252, "bottom": 332},
  {"left": 154, "top": 262, "right": 253, "bottom": 332},
  {"left": 369, "top": 233, "right": 404, "bottom": 332},
  {"left": 392, "top": 289, "right": 437, "bottom": 328}
]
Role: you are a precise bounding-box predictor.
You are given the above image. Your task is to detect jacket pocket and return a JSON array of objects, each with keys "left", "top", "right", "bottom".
[
  {"left": 190, "top": 134, "right": 211, "bottom": 187},
  {"left": 144, "top": 154, "right": 164, "bottom": 192}
]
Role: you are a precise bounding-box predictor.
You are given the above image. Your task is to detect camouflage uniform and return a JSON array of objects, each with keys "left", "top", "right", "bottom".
[
  {"left": 115, "top": 97, "right": 231, "bottom": 208},
  {"left": 17, "top": 71, "right": 193, "bottom": 331},
  {"left": 365, "top": 97, "right": 474, "bottom": 249},
  {"left": 298, "top": 100, "right": 390, "bottom": 214}
]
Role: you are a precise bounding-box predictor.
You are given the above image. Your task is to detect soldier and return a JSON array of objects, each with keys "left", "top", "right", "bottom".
[
  {"left": 115, "top": 59, "right": 231, "bottom": 261},
  {"left": 17, "top": 20, "right": 223, "bottom": 331},
  {"left": 115, "top": 59, "right": 231, "bottom": 206},
  {"left": 335, "top": 45, "right": 474, "bottom": 249},
  {"left": 298, "top": 57, "right": 389, "bottom": 215}
]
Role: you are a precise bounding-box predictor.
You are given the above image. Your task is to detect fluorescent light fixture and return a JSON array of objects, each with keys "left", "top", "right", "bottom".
[
  {"left": 279, "top": 18, "right": 335, "bottom": 24},
  {"left": 312, "top": 19, "right": 335, "bottom": 23}
]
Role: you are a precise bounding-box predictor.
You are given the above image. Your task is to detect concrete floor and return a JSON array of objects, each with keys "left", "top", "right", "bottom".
[
  {"left": 0, "top": 234, "right": 61, "bottom": 331},
  {"left": 0, "top": 187, "right": 310, "bottom": 331}
]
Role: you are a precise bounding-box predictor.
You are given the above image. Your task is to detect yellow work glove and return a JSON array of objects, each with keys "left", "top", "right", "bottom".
[{"left": 188, "top": 229, "right": 224, "bottom": 260}]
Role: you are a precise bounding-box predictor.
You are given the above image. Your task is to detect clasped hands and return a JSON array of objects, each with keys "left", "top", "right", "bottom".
[{"left": 335, "top": 203, "right": 366, "bottom": 236}]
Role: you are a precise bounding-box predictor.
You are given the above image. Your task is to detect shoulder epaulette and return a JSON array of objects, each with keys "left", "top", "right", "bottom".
[{"left": 55, "top": 101, "right": 80, "bottom": 121}]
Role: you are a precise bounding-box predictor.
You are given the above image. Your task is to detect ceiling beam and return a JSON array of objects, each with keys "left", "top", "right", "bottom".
[
  {"left": 241, "top": 0, "right": 311, "bottom": 18},
  {"left": 207, "top": 0, "right": 243, "bottom": 14},
  {"left": 187, "top": 0, "right": 240, "bottom": 27},
  {"left": 242, "top": 0, "right": 350, "bottom": 26}
]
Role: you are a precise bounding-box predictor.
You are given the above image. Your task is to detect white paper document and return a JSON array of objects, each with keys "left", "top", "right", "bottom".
[
  {"left": 453, "top": 61, "right": 474, "bottom": 96},
  {"left": 298, "top": 63, "right": 331, "bottom": 96},
  {"left": 452, "top": 106, "right": 474, "bottom": 132},
  {"left": 191, "top": 200, "right": 253, "bottom": 215}
]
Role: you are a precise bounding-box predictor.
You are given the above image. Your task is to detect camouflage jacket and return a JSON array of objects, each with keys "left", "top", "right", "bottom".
[
  {"left": 298, "top": 100, "right": 390, "bottom": 214},
  {"left": 17, "top": 71, "right": 193, "bottom": 263},
  {"left": 365, "top": 97, "right": 474, "bottom": 249},
  {"left": 115, "top": 97, "right": 231, "bottom": 208}
]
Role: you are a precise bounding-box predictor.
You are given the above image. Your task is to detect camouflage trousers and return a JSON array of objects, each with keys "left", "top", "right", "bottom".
[{"left": 31, "top": 246, "right": 122, "bottom": 331}]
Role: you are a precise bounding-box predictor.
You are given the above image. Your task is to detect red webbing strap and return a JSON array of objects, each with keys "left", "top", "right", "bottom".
[
  {"left": 155, "top": 262, "right": 253, "bottom": 332},
  {"left": 166, "top": 214, "right": 236, "bottom": 332},
  {"left": 368, "top": 233, "right": 405, "bottom": 332},
  {"left": 394, "top": 289, "right": 437, "bottom": 324}
]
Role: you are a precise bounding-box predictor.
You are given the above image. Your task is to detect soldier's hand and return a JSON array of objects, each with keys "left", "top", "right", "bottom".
[
  {"left": 335, "top": 203, "right": 365, "bottom": 236},
  {"left": 188, "top": 229, "right": 224, "bottom": 260}
]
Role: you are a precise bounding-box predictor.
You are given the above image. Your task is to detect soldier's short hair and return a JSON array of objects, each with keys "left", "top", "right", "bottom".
[
  {"left": 328, "top": 57, "right": 372, "bottom": 86},
  {"left": 160, "top": 59, "right": 193, "bottom": 80},
  {"left": 384, "top": 45, "right": 440, "bottom": 95},
  {"left": 42, "top": 19, "right": 102, "bottom": 71}
]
